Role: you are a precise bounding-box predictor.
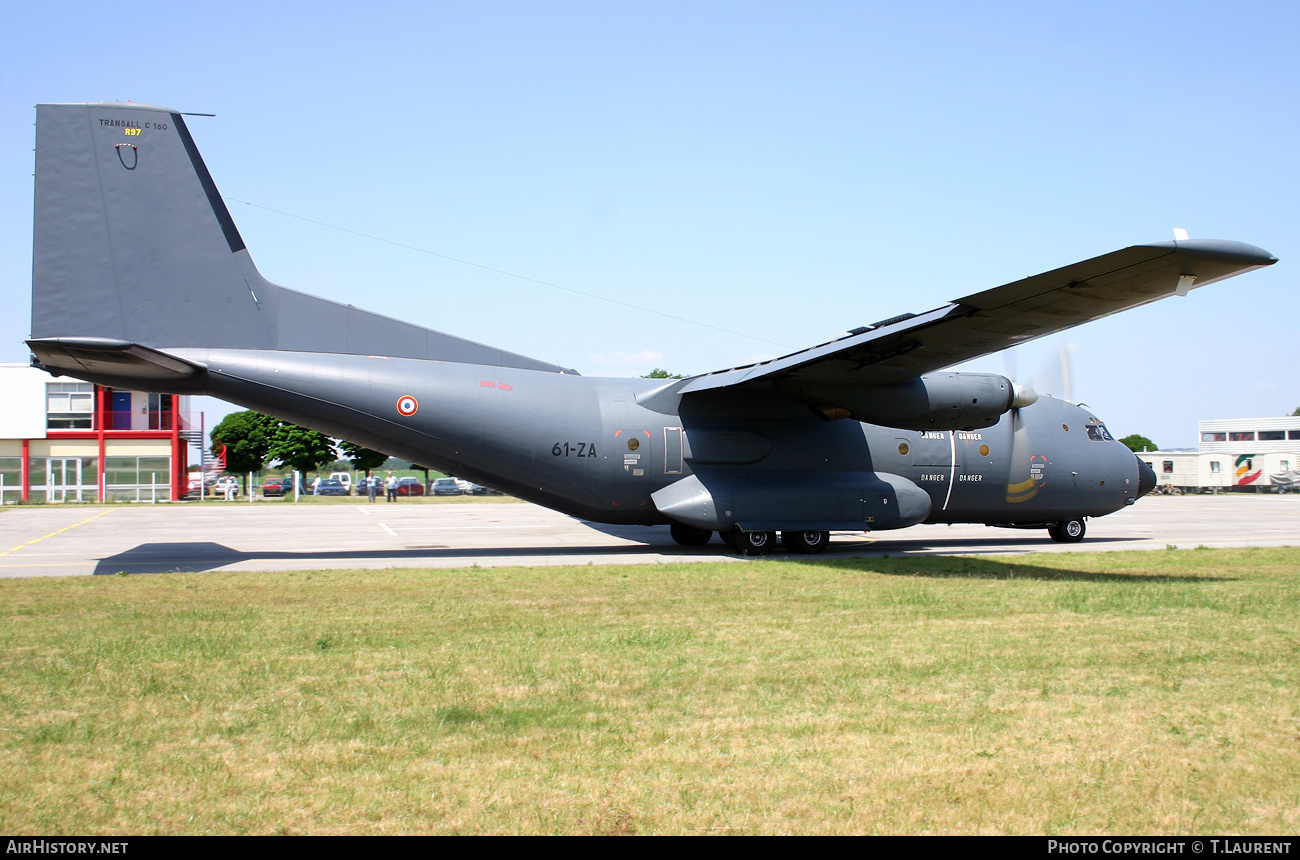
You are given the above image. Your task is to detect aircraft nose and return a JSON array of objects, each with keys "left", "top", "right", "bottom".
[{"left": 1136, "top": 455, "right": 1157, "bottom": 498}]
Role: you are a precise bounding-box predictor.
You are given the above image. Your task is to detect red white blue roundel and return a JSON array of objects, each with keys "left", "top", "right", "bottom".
[{"left": 396, "top": 395, "right": 419, "bottom": 417}]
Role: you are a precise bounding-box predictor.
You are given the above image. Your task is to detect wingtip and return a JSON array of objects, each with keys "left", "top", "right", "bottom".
[{"left": 1142, "top": 238, "right": 1278, "bottom": 266}]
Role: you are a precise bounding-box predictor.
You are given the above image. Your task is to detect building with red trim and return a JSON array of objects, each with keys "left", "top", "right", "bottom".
[{"left": 0, "top": 365, "right": 200, "bottom": 503}]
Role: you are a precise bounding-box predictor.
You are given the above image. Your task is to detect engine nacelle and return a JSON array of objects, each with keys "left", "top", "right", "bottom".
[{"left": 776, "top": 372, "right": 1036, "bottom": 431}]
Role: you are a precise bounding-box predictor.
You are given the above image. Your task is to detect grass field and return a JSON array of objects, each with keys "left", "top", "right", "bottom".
[{"left": 1, "top": 547, "right": 1297, "bottom": 834}]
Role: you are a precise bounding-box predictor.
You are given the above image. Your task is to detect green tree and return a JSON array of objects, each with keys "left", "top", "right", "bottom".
[
  {"left": 339, "top": 440, "right": 389, "bottom": 476},
  {"left": 643, "top": 368, "right": 685, "bottom": 379},
  {"left": 209, "top": 411, "right": 273, "bottom": 474},
  {"left": 266, "top": 421, "right": 337, "bottom": 475},
  {"left": 1292, "top": 406, "right": 1300, "bottom": 417},
  {"left": 1120, "top": 434, "right": 1157, "bottom": 453}
]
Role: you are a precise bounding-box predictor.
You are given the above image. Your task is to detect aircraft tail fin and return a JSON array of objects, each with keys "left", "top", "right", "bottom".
[
  {"left": 31, "top": 103, "right": 276, "bottom": 351},
  {"left": 30, "top": 102, "right": 573, "bottom": 374}
]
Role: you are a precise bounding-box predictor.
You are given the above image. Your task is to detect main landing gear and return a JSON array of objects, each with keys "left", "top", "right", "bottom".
[
  {"left": 667, "top": 524, "right": 833, "bottom": 555},
  {"left": 669, "top": 524, "right": 713, "bottom": 546},
  {"left": 726, "top": 529, "right": 776, "bottom": 555},
  {"left": 781, "top": 529, "right": 830, "bottom": 554},
  {"left": 1047, "top": 518, "right": 1086, "bottom": 543},
  {"left": 724, "top": 528, "right": 831, "bottom": 555}
]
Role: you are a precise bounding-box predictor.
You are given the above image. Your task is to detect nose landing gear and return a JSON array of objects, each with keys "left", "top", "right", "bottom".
[{"left": 1047, "top": 518, "right": 1086, "bottom": 543}]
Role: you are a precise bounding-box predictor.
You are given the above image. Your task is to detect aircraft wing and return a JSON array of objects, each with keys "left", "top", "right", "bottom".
[{"left": 679, "top": 239, "right": 1276, "bottom": 392}]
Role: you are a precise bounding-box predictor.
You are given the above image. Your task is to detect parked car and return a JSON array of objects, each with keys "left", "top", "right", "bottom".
[
  {"left": 315, "top": 478, "right": 350, "bottom": 496},
  {"left": 213, "top": 476, "right": 240, "bottom": 498},
  {"left": 262, "top": 478, "right": 287, "bottom": 497},
  {"left": 396, "top": 477, "right": 425, "bottom": 496},
  {"left": 329, "top": 472, "right": 352, "bottom": 492},
  {"left": 469, "top": 483, "right": 503, "bottom": 495},
  {"left": 431, "top": 477, "right": 462, "bottom": 496}
]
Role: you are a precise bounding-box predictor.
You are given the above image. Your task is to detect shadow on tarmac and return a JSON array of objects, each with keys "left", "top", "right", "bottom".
[
  {"left": 91, "top": 539, "right": 723, "bottom": 575},
  {"left": 91, "top": 528, "right": 1162, "bottom": 577}
]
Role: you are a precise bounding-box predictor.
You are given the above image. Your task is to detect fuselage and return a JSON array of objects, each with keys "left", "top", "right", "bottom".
[{"left": 161, "top": 347, "right": 1147, "bottom": 530}]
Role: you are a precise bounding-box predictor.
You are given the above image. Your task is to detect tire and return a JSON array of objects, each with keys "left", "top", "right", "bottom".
[
  {"left": 782, "top": 530, "right": 829, "bottom": 554},
  {"left": 1048, "top": 518, "right": 1086, "bottom": 543},
  {"left": 670, "top": 524, "right": 713, "bottom": 546},
  {"left": 727, "top": 528, "right": 776, "bottom": 555}
]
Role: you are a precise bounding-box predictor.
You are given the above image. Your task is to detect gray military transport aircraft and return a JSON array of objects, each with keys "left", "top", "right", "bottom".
[{"left": 26, "top": 102, "right": 1277, "bottom": 554}]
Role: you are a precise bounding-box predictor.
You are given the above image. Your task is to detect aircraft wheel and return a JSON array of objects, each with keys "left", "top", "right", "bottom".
[
  {"left": 727, "top": 528, "right": 775, "bottom": 555},
  {"left": 782, "top": 530, "right": 829, "bottom": 554},
  {"left": 670, "top": 524, "right": 713, "bottom": 546},
  {"left": 1048, "top": 518, "right": 1086, "bottom": 543}
]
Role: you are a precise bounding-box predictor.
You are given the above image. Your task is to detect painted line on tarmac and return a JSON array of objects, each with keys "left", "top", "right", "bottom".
[
  {"left": 391, "top": 525, "right": 551, "bottom": 531},
  {"left": 0, "top": 510, "right": 113, "bottom": 556},
  {"left": 379, "top": 523, "right": 398, "bottom": 536}
]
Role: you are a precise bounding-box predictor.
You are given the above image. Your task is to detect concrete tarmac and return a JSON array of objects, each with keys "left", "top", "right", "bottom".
[{"left": 0, "top": 494, "right": 1296, "bottom": 578}]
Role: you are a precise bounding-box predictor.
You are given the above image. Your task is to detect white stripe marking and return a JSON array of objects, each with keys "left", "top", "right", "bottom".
[
  {"left": 379, "top": 523, "right": 397, "bottom": 536},
  {"left": 941, "top": 430, "right": 956, "bottom": 512}
]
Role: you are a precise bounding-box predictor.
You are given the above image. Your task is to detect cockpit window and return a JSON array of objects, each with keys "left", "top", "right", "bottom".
[{"left": 1085, "top": 421, "right": 1114, "bottom": 442}]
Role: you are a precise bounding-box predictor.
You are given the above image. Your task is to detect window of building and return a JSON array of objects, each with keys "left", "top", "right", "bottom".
[
  {"left": 147, "top": 393, "right": 175, "bottom": 430},
  {"left": 1163, "top": 461, "right": 1174, "bottom": 473},
  {"left": 40, "top": 456, "right": 98, "bottom": 502},
  {"left": 1259, "top": 430, "right": 1285, "bottom": 441},
  {"left": 1290, "top": 430, "right": 1300, "bottom": 441},
  {"left": 1202, "top": 432, "right": 1226, "bottom": 442},
  {"left": 104, "top": 456, "right": 172, "bottom": 502},
  {"left": 1210, "top": 461, "right": 1221, "bottom": 473},
  {"left": 0, "top": 457, "right": 20, "bottom": 504},
  {"left": 47, "top": 382, "right": 94, "bottom": 430},
  {"left": 1229, "top": 431, "right": 1255, "bottom": 442}
]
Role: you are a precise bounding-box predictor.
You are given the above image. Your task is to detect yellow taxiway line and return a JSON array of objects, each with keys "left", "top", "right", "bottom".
[{"left": 0, "top": 509, "right": 113, "bottom": 556}]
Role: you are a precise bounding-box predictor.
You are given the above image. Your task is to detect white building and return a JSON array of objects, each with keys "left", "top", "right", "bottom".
[
  {"left": 0, "top": 364, "right": 200, "bottom": 503},
  {"left": 1137, "top": 416, "right": 1300, "bottom": 492}
]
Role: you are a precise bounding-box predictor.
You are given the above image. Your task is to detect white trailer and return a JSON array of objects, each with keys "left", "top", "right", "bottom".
[{"left": 1137, "top": 416, "right": 1300, "bottom": 493}]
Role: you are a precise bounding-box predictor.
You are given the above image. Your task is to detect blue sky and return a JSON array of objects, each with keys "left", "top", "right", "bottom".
[{"left": 2, "top": 1, "right": 1295, "bottom": 447}]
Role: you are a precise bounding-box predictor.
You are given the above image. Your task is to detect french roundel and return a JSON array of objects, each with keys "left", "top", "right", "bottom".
[{"left": 396, "top": 395, "right": 419, "bottom": 417}]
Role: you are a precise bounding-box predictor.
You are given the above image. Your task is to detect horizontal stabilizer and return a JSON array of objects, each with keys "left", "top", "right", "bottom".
[{"left": 28, "top": 337, "right": 206, "bottom": 388}]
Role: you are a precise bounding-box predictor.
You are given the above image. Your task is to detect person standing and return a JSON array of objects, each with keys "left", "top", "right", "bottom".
[
  {"left": 386, "top": 472, "right": 398, "bottom": 502},
  {"left": 367, "top": 475, "right": 378, "bottom": 503}
]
